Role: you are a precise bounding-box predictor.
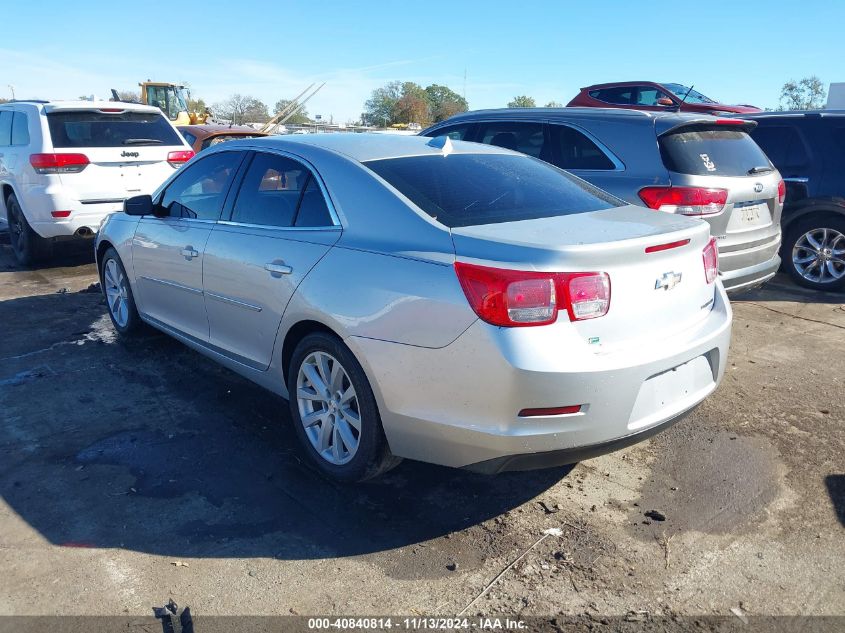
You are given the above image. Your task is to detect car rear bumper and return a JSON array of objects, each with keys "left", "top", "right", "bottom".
[
  {"left": 347, "top": 282, "right": 732, "bottom": 470},
  {"left": 719, "top": 250, "right": 781, "bottom": 294},
  {"left": 22, "top": 187, "right": 124, "bottom": 238}
]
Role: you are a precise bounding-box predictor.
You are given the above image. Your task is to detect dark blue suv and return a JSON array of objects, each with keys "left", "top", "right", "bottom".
[{"left": 743, "top": 111, "right": 845, "bottom": 291}]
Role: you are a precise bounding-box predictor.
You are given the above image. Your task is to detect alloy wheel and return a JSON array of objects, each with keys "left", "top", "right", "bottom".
[
  {"left": 792, "top": 227, "right": 845, "bottom": 284},
  {"left": 296, "top": 351, "right": 361, "bottom": 465},
  {"left": 103, "top": 258, "right": 130, "bottom": 328},
  {"left": 10, "top": 208, "right": 26, "bottom": 255}
]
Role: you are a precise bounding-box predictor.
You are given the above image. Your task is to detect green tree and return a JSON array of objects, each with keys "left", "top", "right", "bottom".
[
  {"left": 779, "top": 76, "right": 826, "bottom": 110},
  {"left": 273, "top": 99, "right": 310, "bottom": 124},
  {"left": 393, "top": 81, "right": 430, "bottom": 125},
  {"left": 425, "top": 84, "right": 468, "bottom": 122},
  {"left": 188, "top": 96, "right": 208, "bottom": 114},
  {"left": 544, "top": 100, "right": 564, "bottom": 108},
  {"left": 508, "top": 95, "right": 536, "bottom": 108},
  {"left": 364, "top": 80, "right": 404, "bottom": 126}
]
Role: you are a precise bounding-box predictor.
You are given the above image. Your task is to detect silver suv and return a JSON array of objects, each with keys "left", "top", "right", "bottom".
[{"left": 423, "top": 108, "right": 783, "bottom": 293}]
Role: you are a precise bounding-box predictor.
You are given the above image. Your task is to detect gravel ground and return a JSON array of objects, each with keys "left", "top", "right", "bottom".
[{"left": 0, "top": 232, "right": 843, "bottom": 627}]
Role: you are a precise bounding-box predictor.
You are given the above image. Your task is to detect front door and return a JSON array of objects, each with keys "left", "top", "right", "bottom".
[
  {"left": 202, "top": 151, "right": 340, "bottom": 369},
  {"left": 132, "top": 150, "right": 244, "bottom": 342}
]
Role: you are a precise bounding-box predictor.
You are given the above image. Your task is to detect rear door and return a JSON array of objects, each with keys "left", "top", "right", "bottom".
[
  {"left": 44, "top": 106, "right": 190, "bottom": 207},
  {"left": 658, "top": 122, "right": 783, "bottom": 268},
  {"left": 132, "top": 150, "right": 244, "bottom": 341},
  {"left": 203, "top": 150, "right": 340, "bottom": 369}
]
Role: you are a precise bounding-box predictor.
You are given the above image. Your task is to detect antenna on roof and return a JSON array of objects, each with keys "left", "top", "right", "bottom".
[
  {"left": 427, "top": 135, "right": 454, "bottom": 156},
  {"left": 678, "top": 84, "right": 694, "bottom": 110}
]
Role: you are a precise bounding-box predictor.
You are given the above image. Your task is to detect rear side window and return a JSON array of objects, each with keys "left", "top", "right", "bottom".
[
  {"left": 11, "top": 113, "right": 30, "bottom": 146},
  {"left": 0, "top": 111, "right": 12, "bottom": 146},
  {"left": 47, "top": 110, "right": 183, "bottom": 148},
  {"left": 160, "top": 151, "right": 242, "bottom": 220},
  {"left": 180, "top": 130, "right": 197, "bottom": 147},
  {"left": 660, "top": 128, "right": 772, "bottom": 177},
  {"left": 550, "top": 125, "right": 616, "bottom": 170},
  {"left": 589, "top": 87, "right": 634, "bottom": 105},
  {"left": 476, "top": 121, "right": 546, "bottom": 158},
  {"left": 231, "top": 153, "right": 310, "bottom": 227},
  {"left": 365, "top": 153, "right": 620, "bottom": 228},
  {"left": 751, "top": 126, "right": 809, "bottom": 170}
]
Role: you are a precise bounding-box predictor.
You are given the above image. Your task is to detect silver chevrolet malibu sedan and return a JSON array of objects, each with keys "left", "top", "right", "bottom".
[{"left": 96, "top": 134, "right": 732, "bottom": 482}]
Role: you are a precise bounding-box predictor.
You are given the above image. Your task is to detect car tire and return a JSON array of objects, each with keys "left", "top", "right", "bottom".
[
  {"left": 784, "top": 215, "right": 845, "bottom": 291},
  {"left": 6, "top": 195, "right": 53, "bottom": 266},
  {"left": 100, "top": 247, "right": 144, "bottom": 336},
  {"left": 287, "top": 332, "right": 401, "bottom": 483}
]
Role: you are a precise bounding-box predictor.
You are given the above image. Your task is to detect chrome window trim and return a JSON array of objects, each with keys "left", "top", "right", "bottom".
[
  {"left": 216, "top": 220, "right": 342, "bottom": 233},
  {"left": 229, "top": 147, "right": 342, "bottom": 228}
]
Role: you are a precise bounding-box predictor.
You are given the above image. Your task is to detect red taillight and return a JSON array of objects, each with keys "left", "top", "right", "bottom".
[
  {"left": 645, "top": 238, "right": 691, "bottom": 254},
  {"left": 638, "top": 186, "right": 728, "bottom": 216},
  {"left": 51, "top": 210, "right": 71, "bottom": 218},
  {"left": 777, "top": 179, "right": 786, "bottom": 204},
  {"left": 715, "top": 118, "right": 747, "bottom": 125},
  {"left": 30, "top": 153, "right": 89, "bottom": 174},
  {"left": 519, "top": 405, "right": 582, "bottom": 417},
  {"left": 167, "top": 150, "right": 194, "bottom": 166},
  {"left": 703, "top": 237, "right": 719, "bottom": 284},
  {"left": 453, "top": 263, "right": 610, "bottom": 327}
]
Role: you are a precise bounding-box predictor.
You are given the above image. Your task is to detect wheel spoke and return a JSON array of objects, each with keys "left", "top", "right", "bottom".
[
  {"left": 806, "top": 232, "right": 823, "bottom": 250},
  {"left": 329, "top": 360, "right": 343, "bottom": 393},
  {"left": 793, "top": 253, "right": 817, "bottom": 265},
  {"left": 339, "top": 384, "right": 356, "bottom": 406},
  {"left": 318, "top": 415, "right": 334, "bottom": 452},
  {"left": 341, "top": 407, "right": 361, "bottom": 432},
  {"left": 297, "top": 387, "right": 325, "bottom": 402},
  {"left": 302, "top": 363, "right": 327, "bottom": 396},
  {"left": 335, "top": 418, "right": 356, "bottom": 452},
  {"left": 316, "top": 354, "right": 332, "bottom": 389},
  {"left": 300, "top": 409, "right": 325, "bottom": 428}
]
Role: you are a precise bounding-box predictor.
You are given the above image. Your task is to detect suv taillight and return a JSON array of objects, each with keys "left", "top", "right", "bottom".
[
  {"left": 777, "top": 179, "right": 786, "bottom": 204},
  {"left": 639, "top": 186, "right": 728, "bottom": 216},
  {"left": 30, "top": 153, "right": 89, "bottom": 174},
  {"left": 703, "top": 237, "right": 719, "bottom": 284},
  {"left": 167, "top": 150, "right": 195, "bottom": 167},
  {"left": 454, "top": 263, "right": 610, "bottom": 327}
]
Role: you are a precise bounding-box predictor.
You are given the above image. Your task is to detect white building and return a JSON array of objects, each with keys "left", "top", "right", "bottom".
[{"left": 827, "top": 83, "right": 845, "bottom": 108}]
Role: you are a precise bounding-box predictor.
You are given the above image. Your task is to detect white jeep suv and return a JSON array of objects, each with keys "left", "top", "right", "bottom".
[{"left": 0, "top": 100, "right": 194, "bottom": 265}]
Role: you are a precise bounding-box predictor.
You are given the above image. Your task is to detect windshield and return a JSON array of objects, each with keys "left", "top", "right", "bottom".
[
  {"left": 47, "top": 111, "right": 184, "bottom": 148},
  {"left": 663, "top": 83, "right": 717, "bottom": 105},
  {"left": 146, "top": 85, "right": 188, "bottom": 120},
  {"left": 364, "top": 153, "right": 621, "bottom": 228}
]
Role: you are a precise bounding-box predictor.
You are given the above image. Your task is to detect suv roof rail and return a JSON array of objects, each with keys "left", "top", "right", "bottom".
[{"left": 6, "top": 99, "right": 50, "bottom": 104}]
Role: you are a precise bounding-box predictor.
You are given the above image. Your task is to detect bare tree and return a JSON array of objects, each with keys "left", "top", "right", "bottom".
[
  {"left": 779, "top": 76, "right": 826, "bottom": 110},
  {"left": 213, "top": 94, "right": 270, "bottom": 124}
]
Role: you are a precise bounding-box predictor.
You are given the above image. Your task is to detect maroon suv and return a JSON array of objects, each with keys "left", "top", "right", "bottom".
[{"left": 567, "top": 81, "right": 761, "bottom": 115}]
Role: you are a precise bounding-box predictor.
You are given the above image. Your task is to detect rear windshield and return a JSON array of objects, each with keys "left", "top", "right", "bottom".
[
  {"left": 364, "top": 154, "right": 621, "bottom": 228},
  {"left": 202, "top": 134, "right": 263, "bottom": 150},
  {"left": 660, "top": 128, "right": 772, "bottom": 177},
  {"left": 47, "top": 111, "right": 183, "bottom": 148}
]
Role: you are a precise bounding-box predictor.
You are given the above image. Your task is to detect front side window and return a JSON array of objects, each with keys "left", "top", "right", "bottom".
[
  {"left": 636, "top": 88, "right": 670, "bottom": 106},
  {"left": 660, "top": 128, "right": 772, "bottom": 177},
  {"left": 751, "top": 125, "right": 809, "bottom": 170},
  {"left": 365, "top": 153, "right": 621, "bottom": 228},
  {"left": 551, "top": 125, "right": 616, "bottom": 170},
  {"left": 427, "top": 124, "right": 471, "bottom": 141},
  {"left": 662, "top": 83, "right": 717, "bottom": 105},
  {"left": 476, "top": 121, "right": 546, "bottom": 158},
  {"left": 47, "top": 110, "right": 183, "bottom": 148},
  {"left": 231, "top": 152, "right": 331, "bottom": 227},
  {"left": 160, "top": 151, "right": 243, "bottom": 220},
  {"left": 11, "top": 113, "right": 30, "bottom": 146}
]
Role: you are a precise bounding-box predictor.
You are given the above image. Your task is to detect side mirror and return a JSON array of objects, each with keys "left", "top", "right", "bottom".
[
  {"left": 657, "top": 97, "right": 675, "bottom": 107},
  {"left": 124, "top": 195, "right": 153, "bottom": 216}
]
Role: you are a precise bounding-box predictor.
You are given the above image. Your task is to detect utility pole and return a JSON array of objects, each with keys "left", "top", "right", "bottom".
[
  {"left": 463, "top": 69, "right": 466, "bottom": 101},
  {"left": 8, "top": 85, "right": 15, "bottom": 100}
]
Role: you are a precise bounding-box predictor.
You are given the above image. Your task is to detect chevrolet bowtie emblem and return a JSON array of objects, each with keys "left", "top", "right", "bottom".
[{"left": 655, "top": 271, "right": 683, "bottom": 291}]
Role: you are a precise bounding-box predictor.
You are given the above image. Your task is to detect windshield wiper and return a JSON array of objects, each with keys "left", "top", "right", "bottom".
[
  {"left": 122, "top": 138, "right": 163, "bottom": 145},
  {"left": 747, "top": 165, "right": 774, "bottom": 175}
]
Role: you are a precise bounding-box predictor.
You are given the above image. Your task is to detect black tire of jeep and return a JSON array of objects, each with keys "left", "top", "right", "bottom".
[
  {"left": 6, "top": 195, "right": 53, "bottom": 266},
  {"left": 287, "top": 332, "right": 401, "bottom": 483},
  {"left": 100, "top": 247, "right": 144, "bottom": 336},
  {"left": 783, "top": 214, "right": 845, "bottom": 292}
]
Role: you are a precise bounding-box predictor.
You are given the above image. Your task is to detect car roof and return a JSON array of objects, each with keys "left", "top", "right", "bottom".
[
  {"left": 738, "top": 109, "right": 845, "bottom": 119},
  {"left": 580, "top": 80, "right": 663, "bottom": 90},
  {"left": 177, "top": 124, "right": 266, "bottom": 138},
  {"left": 222, "top": 132, "right": 515, "bottom": 162},
  {"left": 16, "top": 100, "right": 162, "bottom": 114}
]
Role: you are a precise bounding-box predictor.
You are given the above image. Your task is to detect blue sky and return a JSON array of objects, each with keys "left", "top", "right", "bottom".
[{"left": 1, "top": 0, "right": 840, "bottom": 121}]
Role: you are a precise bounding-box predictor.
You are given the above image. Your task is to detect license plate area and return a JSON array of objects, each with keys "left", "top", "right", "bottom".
[
  {"left": 728, "top": 200, "right": 772, "bottom": 231},
  {"left": 628, "top": 354, "right": 715, "bottom": 431}
]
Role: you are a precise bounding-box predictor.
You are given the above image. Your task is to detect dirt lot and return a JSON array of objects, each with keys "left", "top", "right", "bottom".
[{"left": 0, "top": 232, "right": 843, "bottom": 626}]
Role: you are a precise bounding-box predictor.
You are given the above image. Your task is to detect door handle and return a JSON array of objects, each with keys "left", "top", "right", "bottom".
[
  {"left": 264, "top": 262, "right": 293, "bottom": 275},
  {"left": 181, "top": 246, "right": 199, "bottom": 260}
]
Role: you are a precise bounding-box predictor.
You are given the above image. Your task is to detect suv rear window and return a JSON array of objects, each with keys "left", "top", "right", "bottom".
[
  {"left": 365, "top": 154, "right": 620, "bottom": 228},
  {"left": 47, "top": 110, "right": 183, "bottom": 148},
  {"left": 660, "top": 128, "right": 772, "bottom": 177}
]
